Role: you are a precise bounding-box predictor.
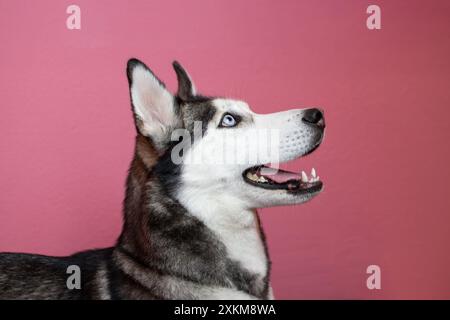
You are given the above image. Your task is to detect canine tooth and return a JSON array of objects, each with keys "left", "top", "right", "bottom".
[
  {"left": 259, "top": 176, "right": 267, "bottom": 183},
  {"left": 247, "top": 172, "right": 258, "bottom": 181},
  {"left": 316, "top": 176, "right": 320, "bottom": 182},
  {"left": 301, "top": 171, "right": 308, "bottom": 183},
  {"left": 311, "top": 168, "right": 316, "bottom": 178}
]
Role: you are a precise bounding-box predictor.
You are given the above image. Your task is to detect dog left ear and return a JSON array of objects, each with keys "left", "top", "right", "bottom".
[{"left": 173, "top": 61, "right": 197, "bottom": 101}]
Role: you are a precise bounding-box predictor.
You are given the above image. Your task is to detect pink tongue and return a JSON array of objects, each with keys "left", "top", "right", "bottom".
[{"left": 260, "top": 168, "right": 301, "bottom": 183}]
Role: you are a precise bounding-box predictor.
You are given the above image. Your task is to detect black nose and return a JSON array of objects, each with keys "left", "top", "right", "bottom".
[{"left": 302, "top": 108, "right": 324, "bottom": 127}]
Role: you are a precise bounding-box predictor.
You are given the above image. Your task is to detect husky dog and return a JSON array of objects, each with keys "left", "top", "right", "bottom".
[{"left": 0, "top": 59, "right": 325, "bottom": 299}]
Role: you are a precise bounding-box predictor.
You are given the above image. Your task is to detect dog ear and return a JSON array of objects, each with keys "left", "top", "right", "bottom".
[
  {"left": 172, "top": 61, "right": 197, "bottom": 101},
  {"left": 127, "top": 58, "right": 179, "bottom": 150}
]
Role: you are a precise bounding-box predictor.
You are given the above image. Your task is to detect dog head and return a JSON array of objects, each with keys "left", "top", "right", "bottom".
[{"left": 126, "top": 59, "right": 325, "bottom": 209}]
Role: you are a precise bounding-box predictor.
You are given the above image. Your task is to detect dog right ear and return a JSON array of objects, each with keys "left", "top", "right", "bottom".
[{"left": 127, "top": 59, "right": 180, "bottom": 150}]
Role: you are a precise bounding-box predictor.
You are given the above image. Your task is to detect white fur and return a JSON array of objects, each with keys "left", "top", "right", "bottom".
[
  {"left": 176, "top": 98, "right": 322, "bottom": 280},
  {"left": 95, "top": 262, "right": 112, "bottom": 300},
  {"left": 268, "top": 286, "right": 275, "bottom": 300},
  {"left": 125, "top": 62, "right": 324, "bottom": 299},
  {"left": 178, "top": 98, "right": 321, "bottom": 209},
  {"left": 177, "top": 186, "right": 268, "bottom": 277}
]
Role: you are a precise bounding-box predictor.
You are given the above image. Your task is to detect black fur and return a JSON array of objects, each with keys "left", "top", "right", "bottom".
[{"left": 0, "top": 59, "right": 271, "bottom": 300}]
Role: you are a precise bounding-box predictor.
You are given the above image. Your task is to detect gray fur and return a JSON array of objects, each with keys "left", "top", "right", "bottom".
[
  {"left": 0, "top": 59, "right": 271, "bottom": 300},
  {"left": 0, "top": 59, "right": 325, "bottom": 300}
]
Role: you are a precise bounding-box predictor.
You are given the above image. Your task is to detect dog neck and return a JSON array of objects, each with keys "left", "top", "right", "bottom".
[
  {"left": 117, "top": 135, "right": 271, "bottom": 298},
  {"left": 176, "top": 184, "right": 270, "bottom": 277}
]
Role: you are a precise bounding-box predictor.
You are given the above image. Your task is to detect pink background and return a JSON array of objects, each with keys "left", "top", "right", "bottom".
[{"left": 1, "top": 0, "right": 449, "bottom": 299}]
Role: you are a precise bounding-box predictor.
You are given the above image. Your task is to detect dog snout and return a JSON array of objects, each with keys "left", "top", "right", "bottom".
[{"left": 302, "top": 108, "right": 325, "bottom": 128}]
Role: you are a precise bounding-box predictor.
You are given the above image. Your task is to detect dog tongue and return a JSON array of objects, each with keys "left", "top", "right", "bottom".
[{"left": 259, "top": 167, "right": 301, "bottom": 183}]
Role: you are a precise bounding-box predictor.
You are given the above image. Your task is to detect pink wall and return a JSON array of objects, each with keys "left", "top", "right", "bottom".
[{"left": 1, "top": 0, "right": 449, "bottom": 299}]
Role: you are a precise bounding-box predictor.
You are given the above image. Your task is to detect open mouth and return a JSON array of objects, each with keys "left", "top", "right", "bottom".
[{"left": 243, "top": 165, "right": 323, "bottom": 194}]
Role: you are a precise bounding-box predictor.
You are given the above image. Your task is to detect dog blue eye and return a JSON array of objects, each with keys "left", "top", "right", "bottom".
[{"left": 221, "top": 114, "right": 237, "bottom": 127}]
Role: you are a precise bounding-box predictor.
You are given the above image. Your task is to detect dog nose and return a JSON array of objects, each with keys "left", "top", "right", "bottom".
[{"left": 302, "top": 108, "right": 324, "bottom": 127}]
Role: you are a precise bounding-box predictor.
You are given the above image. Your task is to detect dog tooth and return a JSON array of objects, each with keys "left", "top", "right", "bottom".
[
  {"left": 301, "top": 171, "right": 308, "bottom": 183},
  {"left": 311, "top": 168, "right": 316, "bottom": 178},
  {"left": 247, "top": 172, "right": 257, "bottom": 181},
  {"left": 259, "top": 176, "right": 267, "bottom": 183}
]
